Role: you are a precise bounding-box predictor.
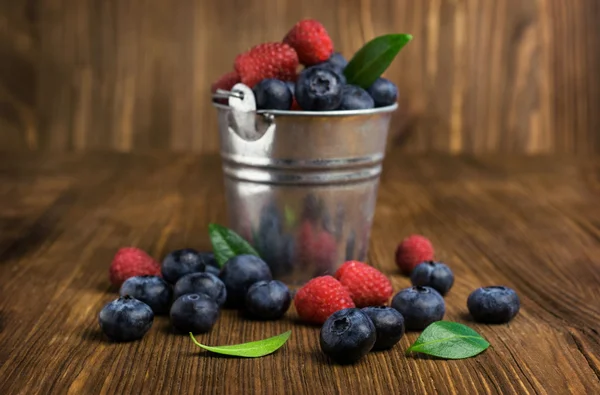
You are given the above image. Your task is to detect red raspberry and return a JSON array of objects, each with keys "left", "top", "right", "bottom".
[
  {"left": 395, "top": 235, "right": 435, "bottom": 275},
  {"left": 210, "top": 70, "right": 241, "bottom": 93},
  {"left": 283, "top": 19, "right": 333, "bottom": 66},
  {"left": 335, "top": 261, "right": 393, "bottom": 307},
  {"left": 109, "top": 247, "right": 161, "bottom": 288},
  {"left": 294, "top": 275, "right": 355, "bottom": 324},
  {"left": 291, "top": 97, "right": 302, "bottom": 111},
  {"left": 296, "top": 221, "right": 337, "bottom": 271},
  {"left": 234, "top": 42, "right": 299, "bottom": 88}
]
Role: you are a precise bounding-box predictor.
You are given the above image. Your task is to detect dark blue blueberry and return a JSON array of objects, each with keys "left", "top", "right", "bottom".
[
  {"left": 170, "top": 293, "right": 219, "bottom": 334},
  {"left": 326, "top": 52, "right": 348, "bottom": 70},
  {"left": 204, "top": 253, "right": 221, "bottom": 276},
  {"left": 320, "top": 308, "right": 376, "bottom": 364},
  {"left": 313, "top": 61, "right": 347, "bottom": 84},
  {"left": 253, "top": 79, "right": 293, "bottom": 110},
  {"left": 295, "top": 67, "right": 343, "bottom": 111},
  {"left": 367, "top": 78, "right": 398, "bottom": 107},
  {"left": 391, "top": 286, "right": 445, "bottom": 330},
  {"left": 245, "top": 280, "right": 291, "bottom": 320},
  {"left": 410, "top": 261, "right": 455, "bottom": 295},
  {"left": 173, "top": 272, "right": 227, "bottom": 306},
  {"left": 254, "top": 204, "right": 294, "bottom": 277},
  {"left": 98, "top": 295, "right": 154, "bottom": 342},
  {"left": 467, "top": 286, "right": 520, "bottom": 324},
  {"left": 219, "top": 254, "right": 272, "bottom": 308},
  {"left": 119, "top": 275, "right": 173, "bottom": 315},
  {"left": 161, "top": 249, "right": 208, "bottom": 284},
  {"left": 361, "top": 306, "right": 405, "bottom": 350},
  {"left": 285, "top": 80, "right": 295, "bottom": 96},
  {"left": 338, "top": 85, "right": 375, "bottom": 110}
]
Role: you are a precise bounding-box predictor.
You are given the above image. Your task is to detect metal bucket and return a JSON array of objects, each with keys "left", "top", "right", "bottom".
[{"left": 214, "top": 93, "right": 397, "bottom": 285}]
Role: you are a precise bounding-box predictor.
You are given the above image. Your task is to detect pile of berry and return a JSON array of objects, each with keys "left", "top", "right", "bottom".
[
  {"left": 211, "top": 19, "right": 398, "bottom": 111},
  {"left": 99, "top": 235, "right": 520, "bottom": 366},
  {"left": 99, "top": 248, "right": 290, "bottom": 342}
]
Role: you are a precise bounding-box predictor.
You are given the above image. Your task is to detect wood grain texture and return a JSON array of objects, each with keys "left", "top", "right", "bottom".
[
  {"left": 1, "top": 0, "right": 599, "bottom": 154},
  {"left": 0, "top": 150, "right": 599, "bottom": 394}
]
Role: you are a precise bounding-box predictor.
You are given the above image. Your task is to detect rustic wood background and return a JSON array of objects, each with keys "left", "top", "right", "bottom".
[{"left": 1, "top": 0, "right": 599, "bottom": 154}]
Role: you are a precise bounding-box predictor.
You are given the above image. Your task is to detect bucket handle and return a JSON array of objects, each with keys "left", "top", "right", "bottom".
[{"left": 213, "top": 89, "right": 275, "bottom": 141}]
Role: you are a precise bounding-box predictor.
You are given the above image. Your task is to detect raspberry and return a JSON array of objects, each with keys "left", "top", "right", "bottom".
[
  {"left": 283, "top": 19, "right": 334, "bottom": 66},
  {"left": 395, "top": 235, "right": 435, "bottom": 275},
  {"left": 210, "top": 70, "right": 240, "bottom": 93},
  {"left": 234, "top": 42, "right": 299, "bottom": 88},
  {"left": 296, "top": 221, "right": 337, "bottom": 272},
  {"left": 291, "top": 97, "right": 302, "bottom": 111},
  {"left": 109, "top": 247, "right": 161, "bottom": 288},
  {"left": 335, "top": 261, "right": 393, "bottom": 307},
  {"left": 294, "top": 275, "right": 355, "bottom": 324}
]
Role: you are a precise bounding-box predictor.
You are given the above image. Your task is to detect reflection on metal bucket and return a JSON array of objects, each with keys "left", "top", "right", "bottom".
[{"left": 214, "top": 101, "right": 397, "bottom": 285}]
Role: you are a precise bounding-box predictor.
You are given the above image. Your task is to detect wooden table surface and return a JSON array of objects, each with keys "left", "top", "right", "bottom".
[{"left": 0, "top": 151, "right": 599, "bottom": 394}]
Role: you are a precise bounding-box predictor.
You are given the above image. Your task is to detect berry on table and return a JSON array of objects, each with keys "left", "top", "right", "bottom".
[
  {"left": 361, "top": 306, "right": 405, "bottom": 350},
  {"left": 219, "top": 254, "right": 273, "bottom": 308},
  {"left": 367, "top": 77, "right": 398, "bottom": 107},
  {"left": 319, "top": 308, "right": 376, "bottom": 364},
  {"left": 245, "top": 280, "right": 291, "bottom": 320},
  {"left": 391, "top": 286, "right": 445, "bottom": 330},
  {"left": 234, "top": 42, "right": 299, "bottom": 88},
  {"left": 410, "top": 261, "right": 455, "bottom": 295},
  {"left": 467, "top": 286, "right": 520, "bottom": 324},
  {"left": 294, "top": 275, "right": 355, "bottom": 325},
  {"left": 283, "top": 19, "right": 333, "bottom": 66},
  {"left": 161, "top": 249, "right": 208, "bottom": 284},
  {"left": 334, "top": 261, "right": 393, "bottom": 307},
  {"left": 109, "top": 247, "right": 161, "bottom": 288},
  {"left": 253, "top": 79, "right": 293, "bottom": 110},
  {"left": 395, "top": 235, "right": 435, "bottom": 275},
  {"left": 170, "top": 293, "right": 220, "bottom": 334},
  {"left": 295, "top": 67, "right": 343, "bottom": 111},
  {"left": 98, "top": 295, "right": 154, "bottom": 342},
  {"left": 204, "top": 253, "right": 221, "bottom": 276},
  {"left": 337, "top": 85, "right": 375, "bottom": 110},
  {"left": 173, "top": 272, "right": 227, "bottom": 307},
  {"left": 119, "top": 275, "right": 173, "bottom": 315}
]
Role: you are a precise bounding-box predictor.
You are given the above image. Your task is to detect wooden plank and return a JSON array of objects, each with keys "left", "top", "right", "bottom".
[
  {"left": 2, "top": 0, "right": 600, "bottom": 153},
  {"left": 0, "top": 152, "right": 599, "bottom": 394}
]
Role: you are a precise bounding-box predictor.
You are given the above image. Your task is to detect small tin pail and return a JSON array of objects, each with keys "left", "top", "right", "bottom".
[{"left": 214, "top": 90, "right": 397, "bottom": 285}]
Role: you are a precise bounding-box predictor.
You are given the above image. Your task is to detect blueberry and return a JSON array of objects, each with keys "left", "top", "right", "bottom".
[
  {"left": 295, "top": 67, "right": 343, "bottom": 111},
  {"left": 173, "top": 272, "right": 227, "bottom": 306},
  {"left": 326, "top": 52, "right": 348, "bottom": 70},
  {"left": 320, "top": 308, "right": 376, "bottom": 364},
  {"left": 367, "top": 78, "right": 398, "bottom": 107},
  {"left": 245, "top": 280, "right": 291, "bottom": 320},
  {"left": 391, "top": 286, "right": 445, "bottom": 330},
  {"left": 286, "top": 81, "right": 295, "bottom": 96},
  {"left": 204, "top": 254, "right": 221, "bottom": 276},
  {"left": 161, "top": 249, "right": 208, "bottom": 284},
  {"left": 170, "top": 293, "right": 220, "bottom": 334},
  {"left": 219, "top": 254, "right": 273, "bottom": 307},
  {"left": 314, "top": 62, "right": 347, "bottom": 84},
  {"left": 361, "top": 306, "right": 405, "bottom": 350},
  {"left": 98, "top": 295, "right": 154, "bottom": 342},
  {"left": 467, "top": 286, "right": 520, "bottom": 324},
  {"left": 119, "top": 275, "right": 173, "bottom": 314},
  {"left": 338, "top": 85, "right": 374, "bottom": 110},
  {"left": 253, "top": 79, "right": 293, "bottom": 110},
  {"left": 410, "top": 261, "right": 455, "bottom": 295},
  {"left": 254, "top": 203, "right": 294, "bottom": 277}
]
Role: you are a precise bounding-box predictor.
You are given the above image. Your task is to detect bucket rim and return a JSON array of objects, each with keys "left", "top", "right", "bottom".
[{"left": 212, "top": 101, "right": 398, "bottom": 117}]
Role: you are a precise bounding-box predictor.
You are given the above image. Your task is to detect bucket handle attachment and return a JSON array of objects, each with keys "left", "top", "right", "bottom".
[{"left": 212, "top": 88, "right": 275, "bottom": 141}]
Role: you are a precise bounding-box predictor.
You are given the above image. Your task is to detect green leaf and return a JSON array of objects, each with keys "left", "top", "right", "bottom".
[
  {"left": 344, "top": 33, "right": 413, "bottom": 89},
  {"left": 406, "top": 321, "right": 490, "bottom": 359},
  {"left": 208, "top": 223, "right": 260, "bottom": 267},
  {"left": 189, "top": 330, "right": 292, "bottom": 358}
]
